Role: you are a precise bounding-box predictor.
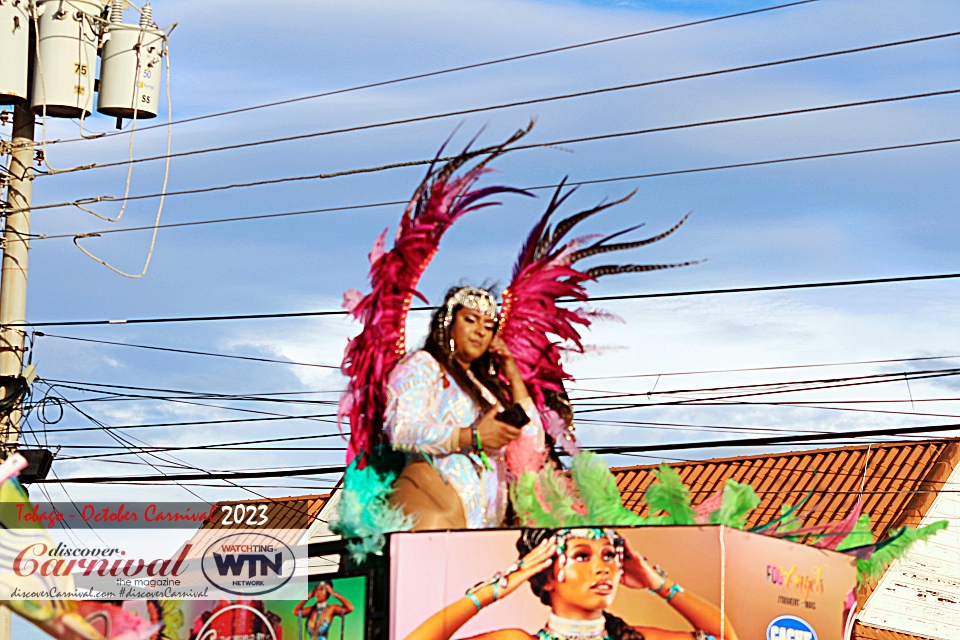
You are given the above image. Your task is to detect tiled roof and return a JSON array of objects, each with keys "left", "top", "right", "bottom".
[
  {"left": 853, "top": 626, "right": 938, "bottom": 640},
  {"left": 611, "top": 439, "right": 960, "bottom": 640},
  {"left": 178, "top": 493, "right": 330, "bottom": 558},
  {"left": 612, "top": 439, "right": 960, "bottom": 537},
  {"left": 197, "top": 493, "right": 329, "bottom": 531}
]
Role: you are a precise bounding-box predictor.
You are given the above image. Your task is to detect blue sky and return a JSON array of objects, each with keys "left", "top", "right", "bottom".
[{"left": 7, "top": 0, "right": 960, "bottom": 509}]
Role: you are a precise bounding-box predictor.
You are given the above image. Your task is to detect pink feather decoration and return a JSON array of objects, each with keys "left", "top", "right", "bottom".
[
  {"left": 542, "top": 408, "right": 581, "bottom": 457},
  {"left": 500, "top": 184, "right": 693, "bottom": 465},
  {"left": 506, "top": 431, "right": 548, "bottom": 478},
  {"left": 813, "top": 500, "right": 865, "bottom": 550},
  {"left": 339, "top": 128, "right": 533, "bottom": 464},
  {"left": 694, "top": 489, "right": 725, "bottom": 524}
]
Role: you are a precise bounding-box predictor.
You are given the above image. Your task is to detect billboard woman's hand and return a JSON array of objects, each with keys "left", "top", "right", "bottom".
[
  {"left": 620, "top": 538, "right": 663, "bottom": 591},
  {"left": 499, "top": 537, "right": 557, "bottom": 597}
]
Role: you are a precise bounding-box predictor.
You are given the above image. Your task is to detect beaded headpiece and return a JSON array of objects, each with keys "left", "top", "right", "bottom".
[
  {"left": 434, "top": 286, "right": 500, "bottom": 356},
  {"left": 554, "top": 528, "right": 624, "bottom": 582}
]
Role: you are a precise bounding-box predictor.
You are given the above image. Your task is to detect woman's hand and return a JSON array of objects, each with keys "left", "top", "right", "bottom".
[
  {"left": 620, "top": 538, "right": 665, "bottom": 591},
  {"left": 496, "top": 537, "right": 557, "bottom": 599},
  {"left": 487, "top": 337, "right": 521, "bottom": 381},
  {"left": 474, "top": 406, "right": 522, "bottom": 450},
  {"left": 487, "top": 337, "right": 532, "bottom": 406}
]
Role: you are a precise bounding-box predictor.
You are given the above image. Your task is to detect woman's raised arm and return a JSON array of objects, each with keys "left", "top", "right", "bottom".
[
  {"left": 403, "top": 539, "right": 556, "bottom": 640},
  {"left": 621, "top": 539, "right": 739, "bottom": 640}
]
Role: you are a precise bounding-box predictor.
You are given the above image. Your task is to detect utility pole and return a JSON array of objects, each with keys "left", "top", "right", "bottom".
[
  {"left": 0, "top": 91, "right": 34, "bottom": 640},
  {"left": 0, "top": 100, "right": 34, "bottom": 453}
]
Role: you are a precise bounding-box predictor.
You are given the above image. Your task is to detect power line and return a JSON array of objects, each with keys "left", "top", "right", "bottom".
[
  {"left": 585, "top": 422, "right": 960, "bottom": 456},
  {"left": 39, "top": 383, "right": 334, "bottom": 523},
  {"left": 14, "top": 270, "right": 960, "bottom": 327},
  {"left": 18, "top": 86, "right": 960, "bottom": 214},
  {"left": 40, "top": 28, "right": 960, "bottom": 176},
  {"left": 572, "top": 368, "right": 960, "bottom": 413},
  {"left": 574, "top": 353, "right": 960, "bottom": 381},
  {"left": 28, "top": 134, "right": 960, "bottom": 241},
  {"left": 35, "top": 464, "right": 349, "bottom": 484},
  {"left": 35, "top": 332, "right": 340, "bottom": 369},
  {"left": 570, "top": 366, "right": 960, "bottom": 402},
  {"left": 26, "top": 414, "right": 341, "bottom": 434},
  {"left": 34, "top": 201, "right": 407, "bottom": 240},
  {"left": 45, "top": 378, "right": 340, "bottom": 403},
  {"left": 38, "top": 0, "right": 820, "bottom": 146},
  {"left": 32, "top": 329, "right": 960, "bottom": 385},
  {"left": 40, "top": 425, "right": 960, "bottom": 483},
  {"left": 58, "top": 431, "right": 348, "bottom": 459}
]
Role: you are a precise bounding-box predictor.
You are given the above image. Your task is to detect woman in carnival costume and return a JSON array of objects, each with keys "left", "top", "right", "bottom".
[
  {"left": 386, "top": 285, "right": 543, "bottom": 529},
  {"left": 334, "top": 125, "right": 695, "bottom": 551},
  {"left": 404, "top": 527, "right": 738, "bottom": 640}
]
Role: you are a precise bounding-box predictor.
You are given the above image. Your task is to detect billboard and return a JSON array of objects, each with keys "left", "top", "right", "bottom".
[
  {"left": 389, "top": 526, "right": 856, "bottom": 640},
  {"left": 115, "top": 575, "right": 367, "bottom": 640}
]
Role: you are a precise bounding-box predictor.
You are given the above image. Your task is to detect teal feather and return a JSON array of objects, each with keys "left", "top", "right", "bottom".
[
  {"left": 511, "top": 467, "right": 579, "bottom": 527},
  {"left": 750, "top": 487, "right": 816, "bottom": 533},
  {"left": 332, "top": 458, "right": 413, "bottom": 563}
]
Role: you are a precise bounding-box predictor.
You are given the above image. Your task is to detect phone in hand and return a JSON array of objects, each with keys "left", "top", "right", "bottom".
[{"left": 495, "top": 403, "right": 531, "bottom": 428}]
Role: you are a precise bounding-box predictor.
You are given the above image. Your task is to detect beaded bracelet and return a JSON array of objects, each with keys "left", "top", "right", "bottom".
[
  {"left": 647, "top": 565, "right": 667, "bottom": 594},
  {"left": 664, "top": 583, "right": 684, "bottom": 602},
  {"left": 472, "top": 421, "right": 492, "bottom": 470}
]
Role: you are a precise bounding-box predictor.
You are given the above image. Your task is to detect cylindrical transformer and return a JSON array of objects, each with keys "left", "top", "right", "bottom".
[
  {"left": 97, "top": 22, "right": 163, "bottom": 119},
  {"left": 31, "top": 0, "right": 106, "bottom": 118},
  {"left": 0, "top": 0, "right": 30, "bottom": 104}
]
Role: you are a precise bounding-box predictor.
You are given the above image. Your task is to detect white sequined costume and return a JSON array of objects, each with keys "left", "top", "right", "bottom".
[{"left": 385, "top": 350, "right": 544, "bottom": 528}]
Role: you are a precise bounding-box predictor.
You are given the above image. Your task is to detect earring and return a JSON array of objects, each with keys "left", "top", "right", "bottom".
[
  {"left": 449, "top": 337, "right": 456, "bottom": 354},
  {"left": 488, "top": 360, "right": 496, "bottom": 376}
]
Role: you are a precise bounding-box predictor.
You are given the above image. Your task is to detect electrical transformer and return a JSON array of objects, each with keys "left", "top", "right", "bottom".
[
  {"left": 98, "top": 1, "right": 163, "bottom": 119},
  {"left": 0, "top": 0, "right": 30, "bottom": 104},
  {"left": 30, "top": 0, "right": 106, "bottom": 118}
]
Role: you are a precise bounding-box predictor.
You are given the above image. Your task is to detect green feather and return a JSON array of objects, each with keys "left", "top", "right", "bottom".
[
  {"left": 836, "top": 514, "right": 875, "bottom": 552},
  {"left": 772, "top": 503, "right": 803, "bottom": 535},
  {"left": 750, "top": 487, "right": 816, "bottom": 534},
  {"left": 855, "top": 521, "right": 948, "bottom": 582},
  {"left": 644, "top": 464, "right": 696, "bottom": 525},
  {"left": 511, "top": 470, "right": 557, "bottom": 527},
  {"left": 712, "top": 480, "right": 761, "bottom": 529},
  {"left": 571, "top": 452, "right": 646, "bottom": 526},
  {"left": 542, "top": 465, "right": 588, "bottom": 526}
]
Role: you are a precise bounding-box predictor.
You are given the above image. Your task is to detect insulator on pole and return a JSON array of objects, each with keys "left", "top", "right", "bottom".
[
  {"left": 139, "top": 2, "right": 152, "bottom": 26},
  {"left": 110, "top": 0, "right": 123, "bottom": 23}
]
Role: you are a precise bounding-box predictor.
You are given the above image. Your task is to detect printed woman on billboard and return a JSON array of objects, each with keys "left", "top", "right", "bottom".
[
  {"left": 293, "top": 581, "right": 354, "bottom": 640},
  {"left": 405, "top": 528, "right": 739, "bottom": 640}
]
